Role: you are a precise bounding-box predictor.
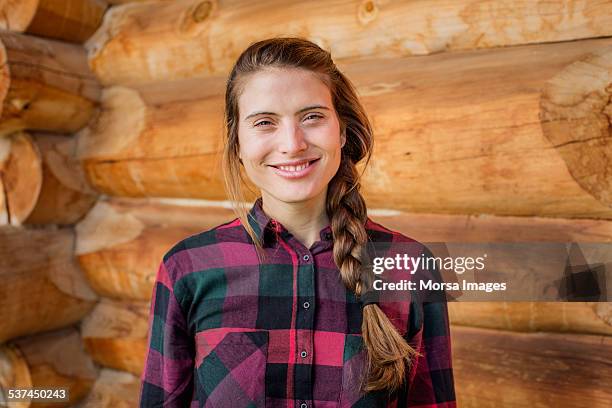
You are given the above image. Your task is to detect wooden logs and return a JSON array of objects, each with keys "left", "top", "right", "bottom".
[
  {"left": 540, "top": 46, "right": 612, "bottom": 212},
  {"left": 0, "top": 0, "right": 107, "bottom": 44},
  {"left": 75, "top": 197, "right": 234, "bottom": 300},
  {"left": 378, "top": 209, "right": 612, "bottom": 337},
  {"left": 25, "top": 0, "right": 107, "bottom": 44},
  {"left": 7, "top": 328, "right": 98, "bottom": 407},
  {"left": 0, "top": 132, "right": 97, "bottom": 226},
  {"left": 357, "top": 39, "right": 612, "bottom": 218},
  {"left": 0, "top": 31, "right": 100, "bottom": 137},
  {"left": 452, "top": 326, "right": 612, "bottom": 407},
  {"left": 76, "top": 86, "right": 230, "bottom": 199},
  {"left": 25, "top": 133, "right": 98, "bottom": 224},
  {"left": 76, "top": 297, "right": 612, "bottom": 407},
  {"left": 0, "top": 344, "right": 31, "bottom": 408},
  {"left": 75, "top": 368, "right": 140, "bottom": 408},
  {"left": 448, "top": 302, "right": 612, "bottom": 336},
  {"left": 0, "top": 132, "right": 41, "bottom": 225},
  {"left": 79, "top": 38, "right": 612, "bottom": 219},
  {"left": 80, "top": 298, "right": 149, "bottom": 376},
  {"left": 76, "top": 195, "right": 612, "bottom": 303},
  {"left": 0, "top": 0, "right": 38, "bottom": 32},
  {"left": 369, "top": 210, "right": 612, "bottom": 243},
  {"left": 85, "top": 0, "right": 612, "bottom": 87},
  {"left": 106, "top": 0, "right": 159, "bottom": 4},
  {"left": 0, "top": 226, "right": 97, "bottom": 343}
]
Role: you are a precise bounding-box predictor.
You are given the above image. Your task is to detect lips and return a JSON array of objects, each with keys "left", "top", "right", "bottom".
[
  {"left": 267, "top": 158, "right": 320, "bottom": 179},
  {"left": 268, "top": 158, "right": 320, "bottom": 172}
]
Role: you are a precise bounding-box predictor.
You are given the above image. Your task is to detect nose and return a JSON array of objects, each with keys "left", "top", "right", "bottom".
[{"left": 277, "top": 122, "right": 307, "bottom": 154}]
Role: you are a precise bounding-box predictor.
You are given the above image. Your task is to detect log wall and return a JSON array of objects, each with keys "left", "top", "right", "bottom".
[
  {"left": 1, "top": 0, "right": 611, "bottom": 407},
  {"left": 0, "top": 2, "right": 104, "bottom": 406},
  {"left": 77, "top": 38, "right": 612, "bottom": 219},
  {"left": 0, "top": 0, "right": 107, "bottom": 43},
  {"left": 85, "top": 0, "right": 612, "bottom": 86}
]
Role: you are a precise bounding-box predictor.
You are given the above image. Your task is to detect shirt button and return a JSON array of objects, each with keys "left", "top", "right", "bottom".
[
  {"left": 300, "top": 350, "right": 308, "bottom": 358},
  {"left": 303, "top": 254, "right": 310, "bottom": 261},
  {"left": 300, "top": 404, "right": 308, "bottom": 408},
  {"left": 303, "top": 301, "right": 310, "bottom": 309}
]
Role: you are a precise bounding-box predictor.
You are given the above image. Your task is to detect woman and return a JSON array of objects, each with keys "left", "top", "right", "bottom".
[{"left": 139, "top": 37, "right": 455, "bottom": 408}]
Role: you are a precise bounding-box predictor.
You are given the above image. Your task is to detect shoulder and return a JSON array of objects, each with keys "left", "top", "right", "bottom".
[
  {"left": 161, "top": 217, "right": 251, "bottom": 281},
  {"left": 163, "top": 217, "right": 245, "bottom": 261}
]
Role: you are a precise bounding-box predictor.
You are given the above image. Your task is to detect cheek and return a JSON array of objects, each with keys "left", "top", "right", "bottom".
[
  {"left": 238, "top": 144, "right": 271, "bottom": 182},
  {"left": 311, "top": 124, "right": 341, "bottom": 150},
  {"left": 238, "top": 134, "right": 264, "bottom": 162},
  {"left": 325, "top": 138, "right": 343, "bottom": 162}
]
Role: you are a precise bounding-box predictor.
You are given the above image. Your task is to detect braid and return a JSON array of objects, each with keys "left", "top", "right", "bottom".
[
  {"left": 327, "top": 157, "right": 419, "bottom": 394},
  {"left": 327, "top": 160, "right": 368, "bottom": 292}
]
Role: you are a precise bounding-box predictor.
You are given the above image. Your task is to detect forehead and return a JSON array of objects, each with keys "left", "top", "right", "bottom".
[{"left": 238, "top": 67, "right": 332, "bottom": 117}]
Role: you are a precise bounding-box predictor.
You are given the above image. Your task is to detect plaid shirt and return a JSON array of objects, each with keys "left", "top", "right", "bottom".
[{"left": 139, "top": 197, "right": 455, "bottom": 407}]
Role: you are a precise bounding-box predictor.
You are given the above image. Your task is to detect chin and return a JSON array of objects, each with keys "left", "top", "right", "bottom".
[{"left": 268, "top": 185, "right": 323, "bottom": 203}]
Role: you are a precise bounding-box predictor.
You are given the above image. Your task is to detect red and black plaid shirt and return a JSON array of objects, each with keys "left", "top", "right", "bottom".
[{"left": 139, "top": 197, "right": 456, "bottom": 407}]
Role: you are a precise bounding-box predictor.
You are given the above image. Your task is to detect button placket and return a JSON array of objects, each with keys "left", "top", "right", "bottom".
[{"left": 292, "top": 241, "right": 315, "bottom": 405}]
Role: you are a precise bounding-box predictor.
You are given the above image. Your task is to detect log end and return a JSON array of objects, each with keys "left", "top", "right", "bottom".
[
  {"left": 76, "top": 86, "right": 145, "bottom": 160},
  {"left": 75, "top": 199, "right": 145, "bottom": 255},
  {"left": 81, "top": 299, "right": 148, "bottom": 375},
  {"left": 540, "top": 46, "right": 612, "bottom": 208},
  {"left": 1, "top": 132, "right": 43, "bottom": 226},
  {"left": 76, "top": 368, "right": 140, "bottom": 408},
  {"left": 11, "top": 328, "right": 98, "bottom": 406},
  {"left": 0, "top": 344, "right": 32, "bottom": 408},
  {"left": 0, "top": 0, "right": 37, "bottom": 32},
  {"left": 23, "top": 134, "right": 99, "bottom": 225}
]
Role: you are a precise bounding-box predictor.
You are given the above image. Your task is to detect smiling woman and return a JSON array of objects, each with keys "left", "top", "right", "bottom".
[{"left": 139, "top": 37, "right": 456, "bottom": 408}]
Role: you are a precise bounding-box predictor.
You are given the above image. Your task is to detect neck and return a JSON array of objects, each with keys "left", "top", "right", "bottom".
[{"left": 261, "top": 190, "right": 329, "bottom": 248}]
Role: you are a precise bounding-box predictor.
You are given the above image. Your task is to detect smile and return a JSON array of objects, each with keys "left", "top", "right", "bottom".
[
  {"left": 268, "top": 158, "right": 320, "bottom": 179},
  {"left": 278, "top": 162, "right": 310, "bottom": 171}
]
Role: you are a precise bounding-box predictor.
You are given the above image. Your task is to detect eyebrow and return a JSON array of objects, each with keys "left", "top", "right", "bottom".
[{"left": 244, "top": 105, "right": 330, "bottom": 121}]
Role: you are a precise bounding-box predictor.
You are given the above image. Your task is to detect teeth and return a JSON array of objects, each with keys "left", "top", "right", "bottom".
[{"left": 278, "top": 162, "right": 309, "bottom": 172}]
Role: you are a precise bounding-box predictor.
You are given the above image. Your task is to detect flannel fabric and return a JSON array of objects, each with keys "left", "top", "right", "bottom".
[{"left": 139, "top": 197, "right": 456, "bottom": 407}]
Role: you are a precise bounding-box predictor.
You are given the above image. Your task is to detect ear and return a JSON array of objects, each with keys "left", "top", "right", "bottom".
[{"left": 341, "top": 131, "right": 346, "bottom": 148}]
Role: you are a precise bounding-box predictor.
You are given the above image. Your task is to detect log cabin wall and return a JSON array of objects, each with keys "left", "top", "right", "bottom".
[
  {"left": 0, "top": 0, "right": 106, "bottom": 406},
  {"left": 1, "top": 0, "right": 611, "bottom": 407}
]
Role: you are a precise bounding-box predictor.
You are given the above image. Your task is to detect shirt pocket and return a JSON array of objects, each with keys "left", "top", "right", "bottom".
[{"left": 195, "top": 330, "right": 268, "bottom": 408}]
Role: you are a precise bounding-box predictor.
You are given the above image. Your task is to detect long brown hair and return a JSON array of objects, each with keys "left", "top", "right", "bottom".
[{"left": 222, "top": 37, "right": 417, "bottom": 394}]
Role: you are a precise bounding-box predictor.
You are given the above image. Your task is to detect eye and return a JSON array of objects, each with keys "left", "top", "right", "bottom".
[
  {"left": 304, "top": 113, "right": 323, "bottom": 122},
  {"left": 254, "top": 119, "right": 273, "bottom": 127}
]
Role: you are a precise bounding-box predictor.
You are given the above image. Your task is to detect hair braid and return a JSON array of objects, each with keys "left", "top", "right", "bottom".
[{"left": 327, "top": 158, "right": 418, "bottom": 394}]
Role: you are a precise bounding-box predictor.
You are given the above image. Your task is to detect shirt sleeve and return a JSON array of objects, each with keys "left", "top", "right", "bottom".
[
  {"left": 139, "top": 260, "right": 195, "bottom": 407},
  {"left": 406, "top": 246, "right": 457, "bottom": 407}
]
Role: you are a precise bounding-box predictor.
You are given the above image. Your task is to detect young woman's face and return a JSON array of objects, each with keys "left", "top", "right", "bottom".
[{"left": 237, "top": 67, "right": 345, "bottom": 205}]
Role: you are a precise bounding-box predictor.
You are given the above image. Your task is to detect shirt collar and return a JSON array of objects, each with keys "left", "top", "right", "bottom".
[{"left": 247, "top": 197, "right": 334, "bottom": 247}]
